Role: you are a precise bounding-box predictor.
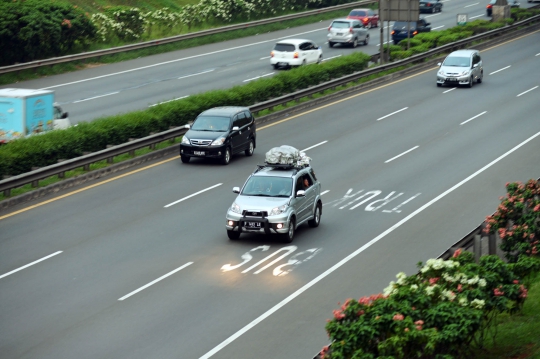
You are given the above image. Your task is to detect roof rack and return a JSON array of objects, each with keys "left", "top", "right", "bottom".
[{"left": 253, "top": 162, "right": 308, "bottom": 174}]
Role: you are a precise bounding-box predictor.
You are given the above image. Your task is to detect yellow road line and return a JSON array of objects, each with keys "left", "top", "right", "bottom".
[{"left": 3, "top": 29, "right": 538, "bottom": 220}]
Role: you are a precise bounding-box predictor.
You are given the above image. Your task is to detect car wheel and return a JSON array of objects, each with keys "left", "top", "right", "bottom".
[
  {"left": 328, "top": 41, "right": 334, "bottom": 48},
  {"left": 227, "top": 230, "right": 240, "bottom": 240},
  {"left": 468, "top": 76, "right": 474, "bottom": 88},
  {"left": 317, "top": 55, "right": 322, "bottom": 64},
  {"left": 437, "top": 83, "right": 442, "bottom": 87},
  {"left": 364, "top": 35, "right": 369, "bottom": 46},
  {"left": 431, "top": 7, "right": 436, "bottom": 13},
  {"left": 180, "top": 155, "right": 190, "bottom": 163},
  {"left": 308, "top": 203, "right": 321, "bottom": 228},
  {"left": 302, "top": 59, "right": 307, "bottom": 66},
  {"left": 221, "top": 148, "right": 231, "bottom": 165},
  {"left": 245, "top": 139, "right": 254, "bottom": 156},
  {"left": 352, "top": 38, "right": 358, "bottom": 48},
  {"left": 273, "top": 64, "right": 279, "bottom": 70},
  {"left": 282, "top": 218, "right": 295, "bottom": 243},
  {"left": 477, "top": 71, "right": 483, "bottom": 84}
]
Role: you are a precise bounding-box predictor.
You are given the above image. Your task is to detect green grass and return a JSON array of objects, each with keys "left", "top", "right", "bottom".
[{"left": 474, "top": 271, "right": 540, "bottom": 359}]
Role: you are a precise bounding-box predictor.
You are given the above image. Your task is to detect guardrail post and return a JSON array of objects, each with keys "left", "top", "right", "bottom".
[
  {"left": 82, "top": 152, "right": 91, "bottom": 171},
  {"left": 31, "top": 167, "right": 40, "bottom": 187},
  {"left": 149, "top": 133, "right": 157, "bottom": 150},
  {"left": 128, "top": 138, "right": 137, "bottom": 157},
  {"left": 488, "top": 233, "right": 497, "bottom": 255},
  {"left": 168, "top": 127, "right": 176, "bottom": 143},
  {"left": 2, "top": 175, "right": 12, "bottom": 197},
  {"left": 57, "top": 159, "right": 66, "bottom": 178},
  {"left": 106, "top": 145, "right": 114, "bottom": 163},
  {"left": 474, "top": 234, "right": 482, "bottom": 262}
]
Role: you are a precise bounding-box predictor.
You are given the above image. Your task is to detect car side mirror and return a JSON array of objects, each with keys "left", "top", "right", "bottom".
[
  {"left": 296, "top": 190, "right": 306, "bottom": 197},
  {"left": 232, "top": 126, "right": 240, "bottom": 131},
  {"left": 437, "top": 62, "right": 442, "bottom": 66},
  {"left": 473, "top": 63, "right": 479, "bottom": 68},
  {"left": 184, "top": 124, "right": 191, "bottom": 129},
  {"left": 232, "top": 187, "right": 240, "bottom": 194}
]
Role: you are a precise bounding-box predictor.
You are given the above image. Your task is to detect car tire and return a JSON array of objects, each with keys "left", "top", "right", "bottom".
[
  {"left": 308, "top": 203, "right": 322, "bottom": 228},
  {"left": 302, "top": 60, "right": 307, "bottom": 66},
  {"left": 364, "top": 35, "right": 369, "bottom": 46},
  {"left": 317, "top": 55, "right": 322, "bottom": 64},
  {"left": 273, "top": 64, "right": 279, "bottom": 70},
  {"left": 352, "top": 38, "right": 358, "bottom": 48},
  {"left": 437, "top": 83, "right": 442, "bottom": 87},
  {"left": 328, "top": 41, "right": 334, "bottom": 48},
  {"left": 282, "top": 218, "right": 295, "bottom": 243},
  {"left": 477, "top": 72, "right": 483, "bottom": 84},
  {"left": 181, "top": 155, "right": 190, "bottom": 163},
  {"left": 468, "top": 76, "right": 474, "bottom": 88},
  {"left": 245, "top": 139, "right": 254, "bottom": 156},
  {"left": 431, "top": 7, "right": 436, "bottom": 13},
  {"left": 227, "top": 230, "right": 240, "bottom": 240},
  {"left": 221, "top": 148, "right": 231, "bottom": 165}
]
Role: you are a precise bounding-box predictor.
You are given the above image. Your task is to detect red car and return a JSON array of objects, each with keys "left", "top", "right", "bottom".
[{"left": 347, "top": 8, "right": 379, "bottom": 28}]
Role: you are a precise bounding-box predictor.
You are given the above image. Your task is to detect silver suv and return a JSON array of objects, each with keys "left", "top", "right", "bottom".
[
  {"left": 225, "top": 163, "right": 322, "bottom": 242},
  {"left": 436, "top": 49, "right": 483, "bottom": 88},
  {"left": 327, "top": 18, "right": 369, "bottom": 48}
]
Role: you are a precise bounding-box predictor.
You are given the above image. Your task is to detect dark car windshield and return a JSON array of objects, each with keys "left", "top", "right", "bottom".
[
  {"left": 241, "top": 176, "right": 293, "bottom": 197},
  {"left": 393, "top": 21, "right": 417, "bottom": 30},
  {"left": 442, "top": 56, "right": 470, "bottom": 67},
  {"left": 273, "top": 43, "right": 295, "bottom": 52},
  {"left": 191, "top": 116, "right": 230, "bottom": 132},
  {"left": 349, "top": 10, "right": 367, "bottom": 16},
  {"left": 331, "top": 21, "right": 351, "bottom": 29}
]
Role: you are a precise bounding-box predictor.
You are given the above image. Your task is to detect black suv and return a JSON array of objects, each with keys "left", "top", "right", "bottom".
[
  {"left": 391, "top": 19, "right": 431, "bottom": 45},
  {"left": 180, "top": 106, "right": 256, "bottom": 165}
]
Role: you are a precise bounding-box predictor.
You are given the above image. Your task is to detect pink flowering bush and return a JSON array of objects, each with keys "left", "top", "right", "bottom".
[
  {"left": 322, "top": 251, "right": 531, "bottom": 359},
  {"left": 485, "top": 180, "right": 540, "bottom": 262}
]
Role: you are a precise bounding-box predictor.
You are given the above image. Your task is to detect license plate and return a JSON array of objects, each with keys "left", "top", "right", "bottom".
[
  {"left": 447, "top": 78, "right": 457, "bottom": 82},
  {"left": 194, "top": 151, "right": 205, "bottom": 156},
  {"left": 245, "top": 222, "right": 261, "bottom": 229}
]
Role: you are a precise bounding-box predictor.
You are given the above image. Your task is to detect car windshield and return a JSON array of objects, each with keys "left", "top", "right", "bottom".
[
  {"left": 393, "top": 21, "right": 417, "bottom": 30},
  {"left": 191, "top": 116, "right": 230, "bottom": 131},
  {"left": 443, "top": 56, "right": 470, "bottom": 67},
  {"left": 273, "top": 43, "right": 295, "bottom": 52},
  {"left": 241, "top": 176, "right": 293, "bottom": 197},
  {"left": 331, "top": 21, "right": 351, "bottom": 29},
  {"left": 349, "top": 10, "right": 366, "bottom": 16}
]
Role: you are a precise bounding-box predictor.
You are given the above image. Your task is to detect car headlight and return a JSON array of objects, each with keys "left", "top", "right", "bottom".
[
  {"left": 270, "top": 204, "right": 287, "bottom": 216},
  {"left": 438, "top": 70, "right": 444, "bottom": 76},
  {"left": 211, "top": 137, "right": 225, "bottom": 146},
  {"left": 230, "top": 202, "right": 241, "bottom": 214},
  {"left": 181, "top": 136, "right": 190, "bottom": 145}
]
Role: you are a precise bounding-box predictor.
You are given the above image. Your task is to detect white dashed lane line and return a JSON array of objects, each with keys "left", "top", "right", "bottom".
[
  {"left": 517, "top": 86, "right": 538, "bottom": 97},
  {"left": 385, "top": 146, "right": 419, "bottom": 163},
  {"left": 461, "top": 111, "right": 487, "bottom": 125},
  {"left": 376, "top": 107, "right": 408, "bottom": 121},
  {"left": 490, "top": 65, "right": 511, "bottom": 75},
  {"left": 0, "top": 251, "right": 63, "bottom": 280},
  {"left": 165, "top": 184, "right": 223, "bottom": 208}
]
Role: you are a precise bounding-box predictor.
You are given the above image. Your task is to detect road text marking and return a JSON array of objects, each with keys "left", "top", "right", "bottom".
[
  {"left": 119, "top": 262, "right": 193, "bottom": 301},
  {"left": 0, "top": 251, "right": 63, "bottom": 280},
  {"left": 165, "top": 183, "right": 222, "bottom": 208},
  {"left": 385, "top": 146, "right": 419, "bottom": 163}
]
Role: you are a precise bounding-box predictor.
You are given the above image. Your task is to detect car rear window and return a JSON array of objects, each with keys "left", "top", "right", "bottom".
[
  {"left": 349, "top": 10, "right": 367, "bottom": 16},
  {"left": 273, "top": 43, "right": 295, "bottom": 52},
  {"left": 393, "top": 21, "right": 417, "bottom": 30},
  {"left": 331, "top": 21, "right": 351, "bottom": 29}
]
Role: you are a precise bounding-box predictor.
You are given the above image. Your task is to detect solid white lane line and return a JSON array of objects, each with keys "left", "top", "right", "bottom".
[
  {"left": 460, "top": 111, "right": 487, "bottom": 125},
  {"left": 320, "top": 190, "right": 330, "bottom": 195},
  {"left": 322, "top": 55, "right": 342, "bottom": 61},
  {"left": 243, "top": 72, "right": 274, "bottom": 83},
  {"left": 384, "top": 146, "right": 419, "bottom": 163},
  {"left": 198, "top": 130, "right": 540, "bottom": 359},
  {"left": 149, "top": 95, "right": 189, "bottom": 107},
  {"left": 465, "top": 2, "right": 479, "bottom": 6},
  {"left": 443, "top": 88, "right": 456, "bottom": 93},
  {"left": 178, "top": 69, "right": 214, "bottom": 79},
  {"left": 118, "top": 262, "right": 193, "bottom": 301},
  {"left": 432, "top": 25, "right": 445, "bottom": 30},
  {"left": 376, "top": 107, "right": 408, "bottom": 121},
  {"left": 490, "top": 65, "right": 511, "bottom": 75},
  {"left": 469, "top": 14, "right": 484, "bottom": 19},
  {"left": 301, "top": 141, "right": 328, "bottom": 152},
  {"left": 164, "top": 184, "right": 222, "bottom": 208},
  {"left": 517, "top": 86, "right": 538, "bottom": 97},
  {"left": 0, "top": 251, "right": 63, "bottom": 280},
  {"left": 73, "top": 92, "right": 119, "bottom": 103}
]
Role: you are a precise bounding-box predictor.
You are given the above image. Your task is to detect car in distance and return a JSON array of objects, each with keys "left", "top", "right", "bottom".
[
  {"left": 225, "top": 148, "right": 322, "bottom": 242},
  {"left": 180, "top": 106, "right": 256, "bottom": 165},
  {"left": 327, "top": 18, "right": 369, "bottom": 48},
  {"left": 346, "top": 8, "right": 379, "bottom": 27},
  {"left": 486, "top": 0, "right": 519, "bottom": 16},
  {"left": 436, "top": 49, "right": 483, "bottom": 88},
  {"left": 419, "top": 0, "right": 443, "bottom": 13},
  {"left": 270, "top": 39, "right": 322, "bottom": 69},
  {"left": 391, "top": 19, "right": 431, "bottom": 45}
]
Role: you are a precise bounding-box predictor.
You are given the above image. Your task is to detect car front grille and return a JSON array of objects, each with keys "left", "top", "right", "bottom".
[
  {"left": 243, "top": 211, "right": 268, "bottom": 217},
  {"left": 190, "top": 139, "right": 212, "bottom": 146}
]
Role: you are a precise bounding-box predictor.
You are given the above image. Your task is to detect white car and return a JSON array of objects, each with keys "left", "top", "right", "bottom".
[{"left": 270, "top": 39, "right": 323, "bottom": 69}]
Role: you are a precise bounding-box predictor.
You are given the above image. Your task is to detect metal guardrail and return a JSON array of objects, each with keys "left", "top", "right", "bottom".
[
  {"left": 1, "top": 13, "right": 539, "bottom": 197},
  {"left": 0, "top": 0, "right": 375, "bottom": 75}
]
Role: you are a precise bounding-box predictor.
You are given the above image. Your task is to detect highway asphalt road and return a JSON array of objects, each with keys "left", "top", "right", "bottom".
[
  {"left": 3, "top": 0, "right": 536, "bottom": 124},
  {"left": 0, "top": 30, "right": 539, "bottom": 358}
]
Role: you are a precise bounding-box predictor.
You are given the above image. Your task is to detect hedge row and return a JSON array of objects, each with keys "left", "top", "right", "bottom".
[{"left": 0, "top": 52, "right": 370, "bottom": 177}]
